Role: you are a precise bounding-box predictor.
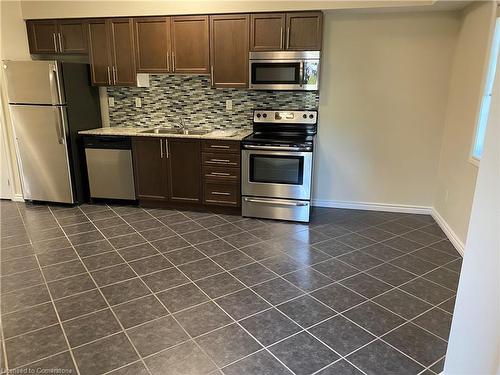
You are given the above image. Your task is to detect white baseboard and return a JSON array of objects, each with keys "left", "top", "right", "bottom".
[
  {"left": 312, "top": 199, "right": 432, "bottom": 215},
  {"left": 311, "top": 199, "right": 464, "bottom": 256},
  {"left": 431, "top": 208, "right": 465, "bottom": 256},
  {"left": 11, "top": 194, "right": 24, "bottom": 202}
]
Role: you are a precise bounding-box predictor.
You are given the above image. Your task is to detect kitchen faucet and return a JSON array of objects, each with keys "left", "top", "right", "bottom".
[{"left": 174, "top": 116, "right": 186, "bottom": 131}]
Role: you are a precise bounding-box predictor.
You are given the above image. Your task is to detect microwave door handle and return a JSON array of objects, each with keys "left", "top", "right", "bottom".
[{"left": 299, "top": 61, "right": 304, "bottom": 87}]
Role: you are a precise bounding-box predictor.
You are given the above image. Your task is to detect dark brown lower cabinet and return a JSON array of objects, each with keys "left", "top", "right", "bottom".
[
  {"left": 167, "top": 138, "right": 201, "bottom": 203},
  {"left": 201, "top": 140, "right": 241, "bottom": 208},
  {"left": 132, "top": 137, "right": 168, "bottom": 201},
  {"left": 132, "top": 137, "right": 240, "bottom": 210}
]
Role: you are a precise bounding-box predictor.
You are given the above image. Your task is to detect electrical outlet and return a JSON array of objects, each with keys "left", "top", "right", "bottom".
[
  {"left": 226, "top": 99, "right": 233, "bottom": 111},
  {"left": 135, "top": 97, "right": 142, "bottom": 108},
  {"left": 108, "top": 97, "right": 115, "bottom": 107}
]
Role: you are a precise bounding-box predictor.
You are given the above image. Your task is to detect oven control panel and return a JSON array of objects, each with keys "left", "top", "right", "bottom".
[{"left": 253, "top": 110, "right": 317, "bottom": 124}]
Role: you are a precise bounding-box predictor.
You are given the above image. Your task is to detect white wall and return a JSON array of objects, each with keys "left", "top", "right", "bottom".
[
  {"left": 444, "top": 45, "right": 500, "bottom": 375},
  {"left": 433, "top": 1, "right": 497, "bottom": 244},
  {"left": 0, "top": 0, "right": 31, "bottom": 200},
  {"left": 313, "top": 10, "right": 459, "bottom": 210},
  {"left": 19, "top": 0, "right": 434, "bottom": 19}
]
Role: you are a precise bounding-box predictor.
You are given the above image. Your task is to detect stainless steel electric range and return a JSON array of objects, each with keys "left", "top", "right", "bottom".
[{"left": 241, "top": 109, "right": 317, "bottom": 223}]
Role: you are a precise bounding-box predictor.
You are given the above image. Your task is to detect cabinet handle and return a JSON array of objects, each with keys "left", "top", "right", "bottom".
[
  {"left": 107, "top": 66, "right": 111, "bottom": 85},
  {"left": 166, "top": 51, "right": 170, "bottom": 71},
  {"left": 165, "top": 139, "right": 169, "bottom": 158},
  {"left": 211, "top": 191, "right": 230, "bottom": 196},
  {"left": 210, "top": 65, "right": 214, "bottom": 86},
  {"left": 280, "top": 27, "right": 283, "bottom": 49},
  {"left": 112, "top": 66, "right": 117, "bottom": 84},
  {"left": 58, "top": 33, "right": 63, "bottom": 52},
  {"left": 172, "top": 52, "right": 176, "bottom": 71},
  {"left": 286, "top": 26, "right": 290, "bottom": 49},
  {"left": 52, "top": 33, "right": 58, "bottom": 52},
  {"left": 207, "top": 159, "right": 230, "bottom": 163},
  {"left": 210, "top": 145, "right": 230, "bottom": 149},
  {"left": 209, "top": 172, "right": 230, "bottom": 176},
  {"left": 160, "top": 139, "right": 164, "bottom": 158}
]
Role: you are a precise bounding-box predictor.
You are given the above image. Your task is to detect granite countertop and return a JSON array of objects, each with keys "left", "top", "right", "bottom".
[{"left": 79, "top": 127, "right": 252, "bottom": 141}]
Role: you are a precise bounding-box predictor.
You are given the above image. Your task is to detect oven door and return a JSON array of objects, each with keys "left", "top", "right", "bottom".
[
  {"left": 242, "top": 149, "right": 313, "bottom": 200},
  {"left": 249, "top": 60, "right": 304, "bottom": 90}
]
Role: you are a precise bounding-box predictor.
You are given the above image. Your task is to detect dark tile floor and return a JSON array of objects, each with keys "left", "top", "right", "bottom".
[{"left": 0, "top": 200, "right": 461, "bottom": 375}]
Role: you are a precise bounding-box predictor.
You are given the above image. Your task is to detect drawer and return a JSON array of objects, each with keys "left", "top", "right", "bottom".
[
  {"left": 203, "top": 166, "right": 240, "bottom": 182},
  {"left": 202, "top": 152, "right": 240, "bottom": 167},
  {"left": 202, "top": 140, "right": 240, "bottom": 153},
  {"left": 204, "top": 183, "right": 240, "bottom": 206}
]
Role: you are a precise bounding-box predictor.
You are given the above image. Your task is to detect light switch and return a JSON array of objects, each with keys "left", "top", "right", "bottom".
[
  {"left": 226, "top": 99, "right": 233, "bottom": 111},
  {"left": 108, "top": 97, "right": 115, "bottom": 107},
  {"left": 135, "top": 97, "right": 142, "bottom": 108}
]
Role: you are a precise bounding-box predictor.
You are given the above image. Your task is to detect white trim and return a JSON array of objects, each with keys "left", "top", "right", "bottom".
[
  {"left": 468, "top": 155, "right": 480, "bottom": 168},
  {"left": 312, "top": 199, "right": 432, "bottom": 215},
  {"left": 431, "top": 208, "right": 465, "bottom": 256},
  {"left": 311, "top": 199, "right": 464, "bottom": 257},
  {"left": 11, "top": 193, "right": 24, "bottom": 203}
]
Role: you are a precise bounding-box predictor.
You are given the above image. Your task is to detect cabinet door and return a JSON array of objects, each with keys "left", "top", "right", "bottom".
[
  {"left": 58, "top": 20, "right": 88, "bottom": 54},
  {"left": 26, "top": 20, "right": 58, "bottom": 54},
  {"left": 109, "top": 18, "right": 136, "bottom": 86},
  {"left": 285, "top": 12, "right": 323, "bottom": 51},
  {"left": 132, "top": 138, "right": 168, "bottom": 201},
  {"left": 134, "top": 17, "right": 170, "bottom": 73},
  {"left": 167, "top": 139, "right": 201, "bottom": 203},
  {"left": 249, "top": 13, "right": 285, "bottom": 51},
  {"left": 88, "top": 20, "right": 112, "bottom": 86},
  {"left": 210, "top": 14, "right": 249, "bottom": 88},
  {"left": 170, "top": 16, "right": 209, "bottom": 73}
]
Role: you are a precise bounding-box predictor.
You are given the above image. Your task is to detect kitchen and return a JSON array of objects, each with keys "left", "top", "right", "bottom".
[{"left": 0, "top": 1, "right": 499, "bottom": 375}]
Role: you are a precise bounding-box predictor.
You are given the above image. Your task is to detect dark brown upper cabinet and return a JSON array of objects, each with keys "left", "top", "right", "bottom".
[
  {"left": 250, "top": 11, "right": 322, "bottom": 51},
  {"left": 57, "top": 19, "right": 88, "bottom": 53},
  {"left": 250, "top": 13, "right": 285, "bottom": 51},
  {"left": 27, "top": 19, "right": 88, "bottom": 54},
  {"left": 210, "top": 14, "right": 249, "bottom": 88},
  {"left": 286, "top": 12, "right": 323, "bottom": 50},
  {"left": 88, "top": 18, "right": 136, "bottom": 86},
  {"left": 27, "top": 20, "right": 58, "bottom": 54},
  {"left": 88, "top": 20, "right": 111, "bottom": 85},
  {"left": 132, "top": 138, "right": 169, "bottom": 201},
  {"left": 134, "top": 17, "right": 171, "bottom": 73},
  {"left": 109, "top": 19, "right": 136, "bottom": 85},
  {"left": 170, "top": 15, "right": 209, "bottom": 74}
]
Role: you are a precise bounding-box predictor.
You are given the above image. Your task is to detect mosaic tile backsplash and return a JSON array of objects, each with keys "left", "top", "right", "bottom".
[{"left": 107, "top": 74, "right": 319, "bottom": 129}]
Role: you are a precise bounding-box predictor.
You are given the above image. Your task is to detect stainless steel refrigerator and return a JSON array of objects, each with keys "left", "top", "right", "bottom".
[{"left": 3, "top": 60, "right": 101, "bottom": 204}]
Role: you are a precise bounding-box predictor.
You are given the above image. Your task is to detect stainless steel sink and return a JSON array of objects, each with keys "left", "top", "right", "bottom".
[
  {"left": 180, "top": 129, "right": 210, "bottom": 135},
  {"left": 140, "top": 128, "right": 210, "bottom": 135}
]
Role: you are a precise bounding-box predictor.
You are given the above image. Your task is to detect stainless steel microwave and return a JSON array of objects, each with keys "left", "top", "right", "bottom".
[{"left": 249, "top": 51, "right": 320, "bottom": 91}]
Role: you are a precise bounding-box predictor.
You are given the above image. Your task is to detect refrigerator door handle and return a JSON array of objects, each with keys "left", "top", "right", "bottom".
[
  {"left": 54, "top": 107, "right": 65, "bottom": 144},
  {"left": 48, "top": 63, "right": 63, "bottom": 105}
]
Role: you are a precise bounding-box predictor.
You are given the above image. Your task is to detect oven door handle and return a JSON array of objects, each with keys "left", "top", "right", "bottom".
[
  {"left": 244, "top": 198, "right": 309, "bottom": 207},
  {"left": 243, "top": 145, "right": 310, "bottom": 152}
]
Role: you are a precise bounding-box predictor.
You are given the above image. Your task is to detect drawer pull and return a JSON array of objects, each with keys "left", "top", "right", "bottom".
[
  {"left": 208, "top": 159, "right": 231, "bottom": 163},
  {"left": 210, "top": 145, "right": 230, "bottom": 149},
  {"left": 211, "top": 191, "right": 231, "bottom": 196},
  {"left": 209, "top": 172, "right": 230, "bottom": 176}
]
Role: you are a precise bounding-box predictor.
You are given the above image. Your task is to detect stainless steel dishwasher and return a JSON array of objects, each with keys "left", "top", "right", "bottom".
[{"left": 83, "top": 136, "right": 136, "bottom": 201}]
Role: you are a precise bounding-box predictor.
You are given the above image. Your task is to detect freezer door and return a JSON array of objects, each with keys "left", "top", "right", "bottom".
[
  {"left": 3, "top": 60, "right": 65, "bottom": 105},
  {"left": 10, "top": 105, "right": 74, "bottom": 203}
]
